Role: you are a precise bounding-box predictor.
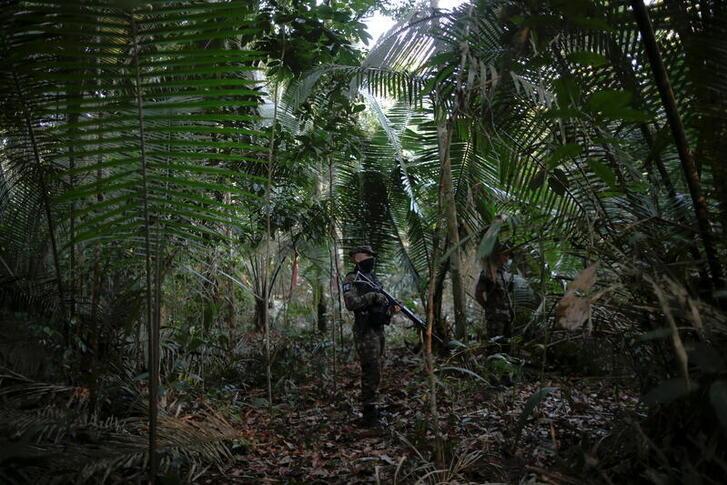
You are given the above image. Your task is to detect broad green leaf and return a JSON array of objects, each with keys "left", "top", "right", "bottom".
[
  {"left": 587, "top": 89, "right": 632, "bottom": 112},
  {"left": 554, "top": 76, "right": 581, "bottom": 107},
  {"left": 628, "top": 181, "right": 650, "bottom": 193},
  {"left": 613, "top": 108, "right": 651, "bottom": 122},
  {"left": 588, "top": 159, "right": 617, "bottom": 189},
  {"left": 529, "top": 169, "right": 546, "bottom": 190},
  {"left": 548, "top": 168, "right": 569, "bottom": 196},
  {"left": 547, "top": 143, "right": 582, "bottom": 168},
  {"left": 567, "top": 51, "right": 608, "bottom": 67},
  {"left": 587, "top": 90, "right": 648, "bottom": 121},
  {"left": 477, "top": 220, "right": 503, "bottom": 258}
]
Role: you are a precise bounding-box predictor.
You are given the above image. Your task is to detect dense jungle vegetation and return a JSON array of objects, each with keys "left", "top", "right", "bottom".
[{"left": 1, "top": 0, "right": 726, "bottom": 483}]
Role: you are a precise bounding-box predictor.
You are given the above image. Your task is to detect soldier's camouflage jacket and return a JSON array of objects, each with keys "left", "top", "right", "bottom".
[
  {"left": 342, "top": 271, "right": 391, "bottom": 328},
  {"left": 476, "top": 267, "right": 514, "bottom": 338}
]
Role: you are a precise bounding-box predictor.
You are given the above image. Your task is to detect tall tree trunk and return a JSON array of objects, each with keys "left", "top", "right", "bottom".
[
  {"left": 89, "top": 79, "right": 105, "bottom": 410},
  {"left": 437, "top": 122, "right": 468, "bottom": 340},
  {"left": 328, "top": 158, "right": 345, "bottom": 394},
  {"left": 425, "top": 225, "right": 445, "bottom": 468},
  {"left": 328, "top": 255, "right": 337, "bottom": 396},
  {"left": 64, "top": 6, "right": 86, "bottom": 331},
  {"left": 430, "top": 0, "right": 469, "bottom": 340},
  {"left": 68, "top": 114, "right": 78, "bottom": 325},
  {"left": 316, "top": 278, "right": 328, "bottom": 333},
  {"left": 261, "top": 25, "right": 286, "bottom": 409},
  {"left": 130, "top": 16, "right": 158, "bottom": 483},
  {"left": 223, "top": 193, "right": 236, "bottom": 350},
  {"left": 327, "top": 245, "right": 339, "bottom": 398},
  {"left": 662, "top": 0, "right": 727, "bottom": 246},
  {"left": 283, "top": 250, "right": 297, "bottom": 328},
  {"left": 254, "top": 295, "right": 266, "bottom": 332},
  {"left": 328, "top": 160, "right": 346, "bottom": 346},
  {"left": 433, "top": 254, "right": 450, "bottom": 350},
  {"left": 225, "top": 273, "right": 236, "bottom": 349},
  {"left": 426, "top": 1, "right": 447, "bottom": 466},
  {"left": 630, "top": 0, "right": 724, "bottom": 294},
  {"left": 153, "top": 235, "right": 164, "bottom": 410}
]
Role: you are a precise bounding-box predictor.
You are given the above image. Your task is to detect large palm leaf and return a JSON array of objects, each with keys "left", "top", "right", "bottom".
[{"left": 0, "top": 0, "right": 266, "bottom": 479}]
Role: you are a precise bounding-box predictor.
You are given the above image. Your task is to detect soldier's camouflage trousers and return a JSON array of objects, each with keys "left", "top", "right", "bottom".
[
  {"left": 486, "top": 308, "right": 512, "bottom": 340},
  {"left": 353, "top": 322, "right": 385, "bottom": 407}
]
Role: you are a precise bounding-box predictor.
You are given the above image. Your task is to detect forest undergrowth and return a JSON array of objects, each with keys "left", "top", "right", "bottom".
[{"left": 198, "top": 332, "right": 642, "bottom": 484}]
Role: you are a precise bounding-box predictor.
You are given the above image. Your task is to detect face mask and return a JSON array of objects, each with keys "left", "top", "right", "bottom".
[{"left": 358, "top": 258, "right": 375, "bottom": 273}]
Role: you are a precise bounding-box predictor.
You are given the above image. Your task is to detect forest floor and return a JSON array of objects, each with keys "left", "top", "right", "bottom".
[{"left": 201, "top": 341, "right": 642, "bottom": 484}]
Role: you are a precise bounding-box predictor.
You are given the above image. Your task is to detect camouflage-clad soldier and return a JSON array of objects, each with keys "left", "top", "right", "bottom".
[
  {"left": 475, "top": 243, "right": 514, "bottom": 342},
  {"left": 343, "top": 245, "right": 398, "bottom": 427}
]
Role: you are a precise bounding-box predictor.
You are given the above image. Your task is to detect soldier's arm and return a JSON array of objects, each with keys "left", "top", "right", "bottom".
[
  {"left": 343, "top": 274, "right": 378, "bottom": 311},
  {"left": 474, "top": 272, "right": 487, "bottom": 308}
]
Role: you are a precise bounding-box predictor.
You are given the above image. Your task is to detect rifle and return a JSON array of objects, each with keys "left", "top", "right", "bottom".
[{"left": 354, "top": 271, "right": 443, "bottom": 343}]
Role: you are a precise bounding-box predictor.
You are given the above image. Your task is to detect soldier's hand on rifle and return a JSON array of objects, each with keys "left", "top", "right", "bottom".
[
  {"left": 365, "top": 292, "right": 388, "bottom": 306},
  {"left": 391, "top": 305, "right": 401, "bottom": 313}
]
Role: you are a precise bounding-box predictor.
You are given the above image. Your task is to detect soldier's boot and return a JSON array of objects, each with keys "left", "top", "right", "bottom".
[{"left": 361, "top": 404, "right": 383, "bottom": 428}]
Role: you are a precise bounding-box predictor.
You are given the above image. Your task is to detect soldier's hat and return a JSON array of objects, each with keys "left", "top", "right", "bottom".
[{"left": 349, "top": 245, "right": 377, "bottom": 257}]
